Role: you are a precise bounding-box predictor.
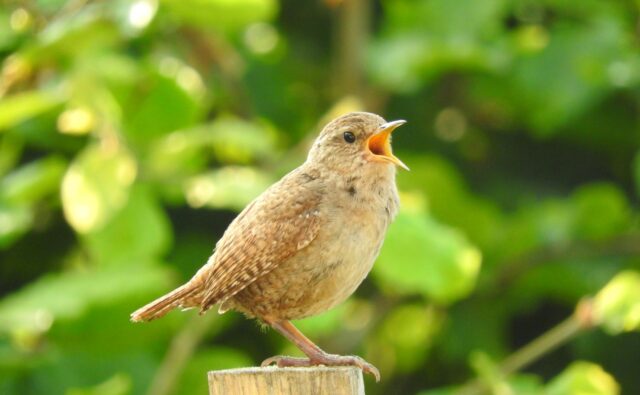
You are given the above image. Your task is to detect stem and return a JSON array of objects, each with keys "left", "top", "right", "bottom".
[
  {"left": 455, "top": 299, "right": 595, "bottom": 395},
  {"left": 500, "top": 315, "right": 582, "bottom": 376},
  {"left": 147, "top": 313, "right": 217, "bottom": 395}
]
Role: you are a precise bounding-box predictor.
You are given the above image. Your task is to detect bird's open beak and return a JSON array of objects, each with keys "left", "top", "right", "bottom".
[{"left": 367, "top": 120, "right": 409, "bottom": 170}]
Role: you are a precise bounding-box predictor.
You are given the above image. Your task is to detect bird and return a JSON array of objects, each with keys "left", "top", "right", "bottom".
[{"left": 131, "top": 112, "right": 408, "bottom": 381}]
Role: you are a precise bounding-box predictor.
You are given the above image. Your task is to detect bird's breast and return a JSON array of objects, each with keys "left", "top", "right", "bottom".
[
  {"left": 272, "top": 176, "right": 398, "bottom": 318},
  {"left": 231, "top": 172, "right": 399, "bottom": 320},
  {"left": 321, "top": 179, "right": 398, "bottom": 280}
]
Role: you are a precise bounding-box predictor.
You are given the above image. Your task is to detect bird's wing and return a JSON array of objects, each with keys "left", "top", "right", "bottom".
[{"left": 199, "top": 169, "right": 324, "bottom": 312}]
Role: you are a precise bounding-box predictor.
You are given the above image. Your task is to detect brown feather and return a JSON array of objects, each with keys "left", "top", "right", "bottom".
[
  {"left": 130, "top": 283, "right": 197, "bottom": 322},
  {"left": 198, "top": 167, "right": 324, "bottom": 311}
]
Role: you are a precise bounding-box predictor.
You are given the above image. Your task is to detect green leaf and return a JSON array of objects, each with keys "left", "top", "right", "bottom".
[
  {"left": 0, "top": 156, "right": 67, "bottom": 205},
  {"left": 417, "top": 388, "right": 457, "bottom": 395},
  {"left": 0, "top": 134, "right": 24, "bottom": 177},
  {"left": 502, "top": 199, "right": 574, "bottom": 260},
  {"left": 61, "top": 144, "right": 137, "bottom": 233},
  {"left": 0, "top": 10, "right": 21, "bottom": 51},
  {"left": 31, "top": 4, "right": 120, "bottom": 61},
  {"left": 0, "top": 91, "right": 62, "bottom": 130},
  {"left": 373, "top": 206, "right": 482, "bottom": 304},
  {"left": 295, "top": 302, "right": 350, "bottom": 338},
  {"left": 593, "top": 271, "right": 640, "bottom": 334},
  {"left": 547, "top": 361, "right": 620, "bottom": 395},
  {"left": 147, "top": 117, "right": 279, "bottom": 181},
  {"left": 0, "top": 154, "right": 46, "bottom": 249},
  {"left": 66, "top": 374, "right": 131, "bottom": 395},
  {"left": 207, "top": 117, "right": 280, "bottom": 164},
  {"left": 83, "top": 185, "right": 172, "bottom": 266},
  {"left": 397, "top": 155, "right": 505, "bottom": 252},
  {"left": 633, "top": 151, "right": 640, "bottom": 198},
  {"left": 376, "top": 304, "right": 443, "bottom": 372},
  {"left": 368, "top": 0, "right": 509, "bottom": 91},
  {"left": 439, "top": 302, "right": 508, "bottom": 365},
  {"left": 571, "top": 183, "right": 629, "bottom": 241},
  {"left": 161, "top": 0, "right": 278, "bottom": 31},
  {"left": 507, "top": 258, "right": 609, "bottom": 309},
  {"left": 0, "top": 203, "right": 31, "bottom": 248},
  {"left": 367, "top": 35, "right": 434, "bottom": 92},
  {"left": 124, "top": 72, "right": 201, "bottom": 143},
  {"left": 0, "top": 265, "right": 174, "bottom": 334},
  {"left": 511, "top": 19, "right": 634, "bottom": 134},
  {"left": 184, "top": 166, "right": 273, "bottom": 211},
  {"left": 23, "top": 349, "right": 156, "bottom": 395}
]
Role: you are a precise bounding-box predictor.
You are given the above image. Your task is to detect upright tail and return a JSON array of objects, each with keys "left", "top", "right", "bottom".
[{"left": 130, "top": 283, "right": 198, "bottom": 322}]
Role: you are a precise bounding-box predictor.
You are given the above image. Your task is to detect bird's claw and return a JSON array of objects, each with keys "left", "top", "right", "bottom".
[{"left": 261, "top": 354, "right": 381, "bottom": 382}]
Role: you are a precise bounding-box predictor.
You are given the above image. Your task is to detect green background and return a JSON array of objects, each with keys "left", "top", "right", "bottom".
[{"left": 1, "top": 0, "right": 639, "bottom": 394}]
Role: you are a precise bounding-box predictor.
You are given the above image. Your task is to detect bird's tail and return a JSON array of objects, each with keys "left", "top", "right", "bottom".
[{"left": 130, "top": 284, "right": 198, "bottom": 322}]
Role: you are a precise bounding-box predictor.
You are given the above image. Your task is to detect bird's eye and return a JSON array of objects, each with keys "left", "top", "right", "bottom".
[{"left": 343, "top": 131, "right": 356, "bottom": 143}]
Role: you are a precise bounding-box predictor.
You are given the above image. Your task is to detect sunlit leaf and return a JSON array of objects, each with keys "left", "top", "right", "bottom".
[
  {"left": 294, "top": 302, "right": 348, "bottom": 338},
  {"left": 505, "top": 376, "right": 546, "bottom": 395},
  {"left": 374, "top": 205, "right": 482, "bottom": 304},
  {"left": 0, "top": 156, "right": 67, "bottom": 205},
  {"left": 161, "top": 0, "right": 278, "bottom": 31},
  {"left": 0, "top": 203, "right": 31, "bottom": 248},
  {"left": 33, "top": 4, "right": 120, "bottom": 60},
  {"left": 208, "top": 117, "right": 280, "bottom": 164},
  {"left": 61, "top": 144, "right": 137, "bottom": 233},
  {"left": 546, "top": 361, "right": 620, "bottom": 395},
  {"left": 147, "top": 131, "right": 210, "bottom": 182},
  {"left": 0, "top": 10, "right": 21, "bottom": 50},
  {"left": 0, "top": 91, "right": 61, "bottom": 130},
  {"left": 147, "top": 117, "right": 279, "bottom": 180},
  {"left": 593, "top": 271, "right": 640, "bottom": 334},
  {"left": 376, "top": 304, "right": 443, "bottom": 372},
  {"left": 66, "top": 374, "right": 131, "bottom": 395},
  {"left": 0, "top": 265, "right": 174, "bottom": 334},
  {"left": 184, "top": 166, "right": 273, "bottom": 211}
]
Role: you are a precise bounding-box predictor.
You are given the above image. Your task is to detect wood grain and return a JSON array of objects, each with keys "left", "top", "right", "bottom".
[{"left": 208, "top": 366, "right": 365, "bottom": 395}]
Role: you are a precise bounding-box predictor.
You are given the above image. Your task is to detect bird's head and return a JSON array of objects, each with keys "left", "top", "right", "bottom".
[{"left": 308, "top": 112, "right": 408, "bottom": 172}]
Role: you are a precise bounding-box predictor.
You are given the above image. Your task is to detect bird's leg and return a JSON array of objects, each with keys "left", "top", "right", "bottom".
[{"left": 261, "top": 319, "right": 380, "bottom": 381}]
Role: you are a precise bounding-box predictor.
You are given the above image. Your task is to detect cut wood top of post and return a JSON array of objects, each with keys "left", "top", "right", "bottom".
[{"left": 208, "top": 366, "right": 366, "bottom": 395}]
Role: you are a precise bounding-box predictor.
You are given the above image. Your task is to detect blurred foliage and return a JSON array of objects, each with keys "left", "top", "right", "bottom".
[{"left": 0, "top": 0, "right": 639, "bottom": 394}]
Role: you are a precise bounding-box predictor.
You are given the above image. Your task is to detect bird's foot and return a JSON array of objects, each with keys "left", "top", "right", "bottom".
[{"left": 261, "top": 353, "right": 380, "bottom": 382}]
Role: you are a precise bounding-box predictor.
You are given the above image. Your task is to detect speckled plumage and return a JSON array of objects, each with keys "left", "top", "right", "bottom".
[{"left": 131, "top": 112, "right": 405, "bottom": 381}]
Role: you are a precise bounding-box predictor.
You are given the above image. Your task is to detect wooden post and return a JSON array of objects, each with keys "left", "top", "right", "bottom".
[{"left": 208, "top": 366, "right": 365, "bottom": 395}]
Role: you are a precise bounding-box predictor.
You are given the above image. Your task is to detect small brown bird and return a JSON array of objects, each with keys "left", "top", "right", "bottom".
[{"left": 131, "top": 112, "right": 407, "bottom": 381}]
